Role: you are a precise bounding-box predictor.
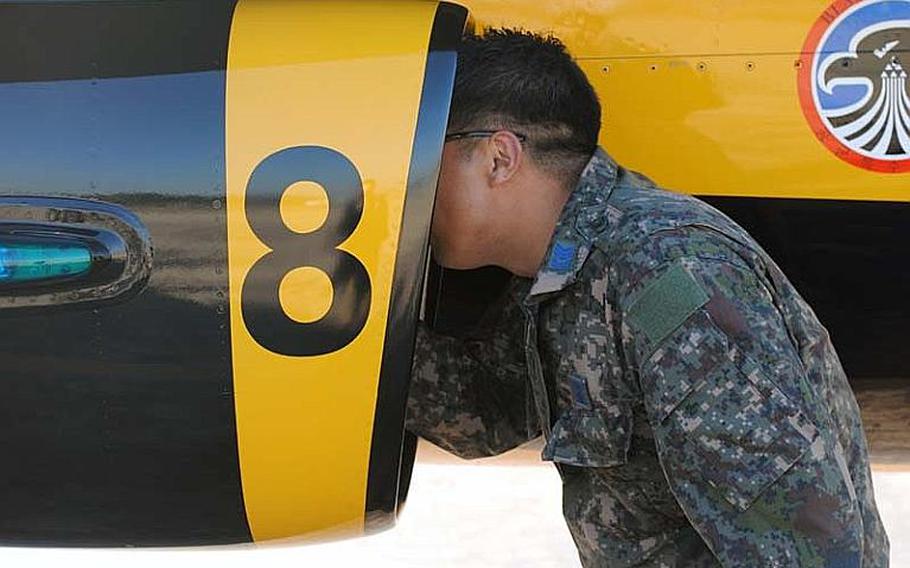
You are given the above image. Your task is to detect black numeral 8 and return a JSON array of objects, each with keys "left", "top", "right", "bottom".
[{"left": 241, "top": 146, "right": 371, "bottom": 356}]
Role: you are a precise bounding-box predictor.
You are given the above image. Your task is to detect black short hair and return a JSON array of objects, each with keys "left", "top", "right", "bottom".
[{"left": 449, "top": 28, "right": 602, "bottom": 179}]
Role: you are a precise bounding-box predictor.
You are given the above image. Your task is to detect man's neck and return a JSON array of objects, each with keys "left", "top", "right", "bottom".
[{"left": 494, "top": 179, "right": 573, "bottom": 278}]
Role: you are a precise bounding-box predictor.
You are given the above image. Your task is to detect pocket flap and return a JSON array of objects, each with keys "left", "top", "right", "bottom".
[{"left": 542, "top": 405, "right": 632, "bottom": 467}]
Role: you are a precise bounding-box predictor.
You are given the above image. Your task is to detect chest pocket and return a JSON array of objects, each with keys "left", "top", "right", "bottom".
[
  {"left": 642, "top": 311, "right": 819, "bottom": 511},
  {"left": 542, "top": 402, "right": 633, "bottom": 468}
]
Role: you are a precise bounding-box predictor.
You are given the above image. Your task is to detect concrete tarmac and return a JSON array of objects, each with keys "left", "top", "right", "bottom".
[{"left": 854, "top": 379, "right": 910, "bottom": 466}]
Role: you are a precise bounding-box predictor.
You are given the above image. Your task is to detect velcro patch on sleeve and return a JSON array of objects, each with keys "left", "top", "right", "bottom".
[{"left": 627, "top": 263, "right": 709, "bottom": 346}]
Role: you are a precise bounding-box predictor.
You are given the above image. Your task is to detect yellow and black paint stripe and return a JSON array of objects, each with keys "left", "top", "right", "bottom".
[
  {"left": 225, "top": 0, "right": 465, "bottom": 542},
  {"left": 0, "top": 0, "right": 463, "bottom": 546}
]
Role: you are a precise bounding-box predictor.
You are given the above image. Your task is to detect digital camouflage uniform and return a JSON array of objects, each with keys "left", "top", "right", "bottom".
[{"left": 406, "top": 148, "right": 889, "bottom": 567}]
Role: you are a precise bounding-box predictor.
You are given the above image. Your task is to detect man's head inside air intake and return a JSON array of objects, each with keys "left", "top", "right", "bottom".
[{"left": 431, "top": 29, "right": 601, "bottom": 276}]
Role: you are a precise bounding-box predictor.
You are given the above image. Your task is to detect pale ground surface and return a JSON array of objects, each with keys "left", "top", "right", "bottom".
[{"left": 0, "top": 439, "right": 907, "bottom": 568}]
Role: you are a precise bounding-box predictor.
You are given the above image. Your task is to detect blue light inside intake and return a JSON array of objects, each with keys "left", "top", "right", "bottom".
[
  {"left": 0, "top": 245, "right": 9, "bottom": 280},
  {"left": 0, "top": 242, "right": 92, "bottom": 284}
]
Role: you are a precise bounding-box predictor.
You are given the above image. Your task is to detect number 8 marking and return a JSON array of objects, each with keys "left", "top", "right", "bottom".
[{"left": 241, "top": 146, "right": 372, "bottom": 356}]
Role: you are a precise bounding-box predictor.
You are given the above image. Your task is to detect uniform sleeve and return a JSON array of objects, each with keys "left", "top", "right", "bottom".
[
  {"left": 405, "top": 279, "right": 538, "bottom": 459},
  {"left": 621, "top": 257, "right": 865, "bottom": 567}
]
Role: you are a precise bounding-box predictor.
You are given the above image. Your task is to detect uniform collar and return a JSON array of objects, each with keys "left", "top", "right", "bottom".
[{"left": 526, "top": 147, "right": 619, "bottom": 302}]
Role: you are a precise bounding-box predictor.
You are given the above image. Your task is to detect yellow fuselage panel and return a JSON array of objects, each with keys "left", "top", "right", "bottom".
[{"left": 464, "top": 0, "right": 910, "bottom": 201}]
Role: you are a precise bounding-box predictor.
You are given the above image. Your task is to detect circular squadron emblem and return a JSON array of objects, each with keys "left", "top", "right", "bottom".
[{"left": 798, "top": 0, "right": 910, "bottom": 172}]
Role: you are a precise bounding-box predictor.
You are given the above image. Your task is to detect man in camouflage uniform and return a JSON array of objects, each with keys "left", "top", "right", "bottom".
[{"left": 406, "top": 29, "right": 888, "bottom": 567}]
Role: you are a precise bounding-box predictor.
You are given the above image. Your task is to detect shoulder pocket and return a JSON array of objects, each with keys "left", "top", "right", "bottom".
[
  {"left": 642, "top": 311, "right": 819, "bottom": 511},
  {"left": 542, "top": 403, "right": 632, "bottom": 468}
]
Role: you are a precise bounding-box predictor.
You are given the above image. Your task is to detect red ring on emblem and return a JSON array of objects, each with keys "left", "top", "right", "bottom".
[{"left": 797, "top": 0, "right": 910, "bottom": 172}]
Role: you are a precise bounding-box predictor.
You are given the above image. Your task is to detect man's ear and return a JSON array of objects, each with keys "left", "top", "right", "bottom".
[{"left": 488, "top": 130, "right": 523, "bottom": 186}]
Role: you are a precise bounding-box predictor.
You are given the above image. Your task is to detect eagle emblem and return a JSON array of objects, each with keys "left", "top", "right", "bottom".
[{"left": 799, "top": 0, "right": 910, "bottom": 172}]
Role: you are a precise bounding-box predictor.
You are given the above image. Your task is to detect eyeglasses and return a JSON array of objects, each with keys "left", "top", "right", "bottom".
[{"left": 444, "top": 130, "right": 528, "bottom": 143}]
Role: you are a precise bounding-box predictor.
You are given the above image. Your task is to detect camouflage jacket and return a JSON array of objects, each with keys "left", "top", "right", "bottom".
[{"left": 406, "top": 148, "right": 888, "bottom": 567}]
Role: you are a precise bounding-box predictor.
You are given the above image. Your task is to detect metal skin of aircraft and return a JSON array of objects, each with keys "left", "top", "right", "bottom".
[{"left": 0, "top": 0, "right": 904, "bottom": 548}]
